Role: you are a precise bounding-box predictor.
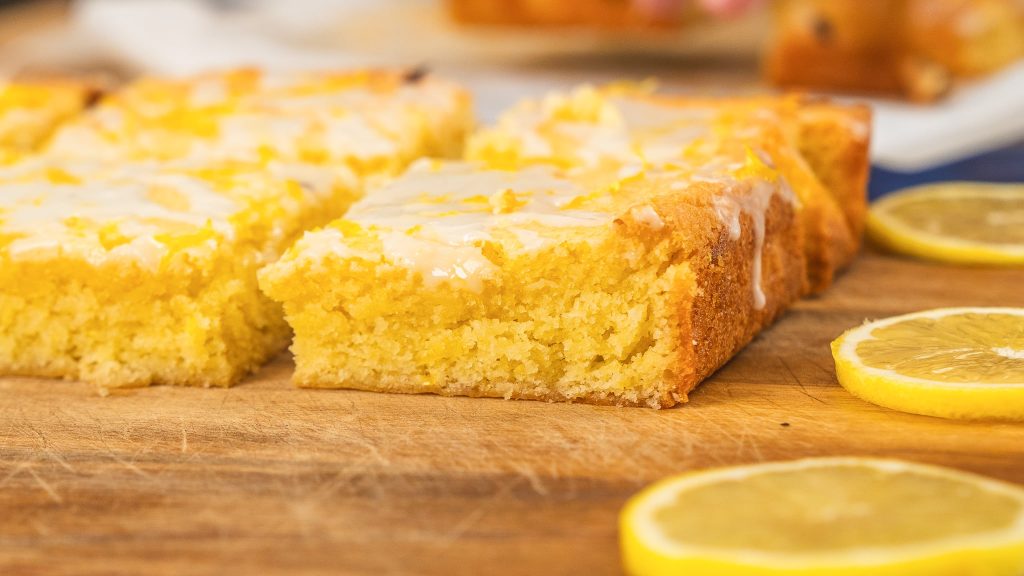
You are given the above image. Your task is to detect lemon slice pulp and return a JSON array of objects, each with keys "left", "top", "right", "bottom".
[
  {"left": 621, "top": 457, "right": 1024, "bottom": 576},
  {"left": 867, "top": 182, "right": 1024, "bottom": 265},
  {"left": 831, "top": 307, "right": 1024, "bottom": 420}
]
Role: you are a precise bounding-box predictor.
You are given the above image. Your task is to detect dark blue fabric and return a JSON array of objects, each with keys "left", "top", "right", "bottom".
[{"left": 870, "top": 140, "right": 1024, "bottom": 200}]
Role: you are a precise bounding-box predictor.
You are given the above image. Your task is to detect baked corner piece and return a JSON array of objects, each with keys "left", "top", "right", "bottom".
[
  {"left": 466, "top": 86, "right": 871, "bottom": 292},
  {"left": 766, "top": 0, "right": 1024, "bottom": 102},
  {"left": 0, "top": 158, "right": 355, "bottom": 389},
  {"left": 0, "top": 79, "right": 96, "bottom": 156},
  {"left": 260, "top": 153, "right": 806, "bottom": 408}
]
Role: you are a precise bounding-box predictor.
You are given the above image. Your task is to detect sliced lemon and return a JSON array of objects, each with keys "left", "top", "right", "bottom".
[
  {"left": 867, "top": 182, "right": 1024, "bottom": 265},
  {"left": 831, "top": 307, "right": 1024, "bottom": 420},
  {"left": 620, "top": 457, "right": 1024, "bottom": 576}
]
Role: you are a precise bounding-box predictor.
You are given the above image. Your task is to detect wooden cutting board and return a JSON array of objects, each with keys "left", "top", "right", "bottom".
[{"left": 2, "top": 250, "right": 1023, "bottom": 576}]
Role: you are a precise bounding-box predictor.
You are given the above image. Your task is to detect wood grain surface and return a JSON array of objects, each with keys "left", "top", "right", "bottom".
[{"left": 2, "top": 250, "right": 1023, "bottom": 576}]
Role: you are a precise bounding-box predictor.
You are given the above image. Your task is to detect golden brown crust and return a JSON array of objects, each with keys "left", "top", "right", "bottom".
[
  {"left": 801, "top": 198, "right": 857, "bottom": 292},
  {"left": 674, "top": 189, "right": 806, "bottom": 406},
  {"left": 795, "top": 102, "right": 872, "bottom": 244},
  {"left": 616, "top": 94, "right": 868, "bottom": 291}
]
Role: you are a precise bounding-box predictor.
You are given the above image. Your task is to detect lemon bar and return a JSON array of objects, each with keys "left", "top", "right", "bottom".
[
  {"left": 467, "top": 86, "right": 870, "bottom": 291},
  {"left": 46, "top": 68, "right": 473, "bottom": 184},
  {"left": 1, "top": 69, "right": 472, "bottom": 389},
  {"left": 259, "top": 154, "right": 807, "bottom": 408},
  {"left": 0, "top": 158, "right": 356, "bottom": 389},
  {"left": 0, "top": 79, "right": 96, "bottom": 156}
]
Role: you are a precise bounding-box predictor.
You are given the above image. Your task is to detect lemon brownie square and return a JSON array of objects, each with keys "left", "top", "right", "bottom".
[
  {"left": 45, "top": 68, "right": 473, "bottom": 211},
  {"left": 467, "top": 86, "right": 870, "bottom": 292},
  {"left": 0, "top": 79, "right": 96, "bottom": 157},
  {"left": 259, "top": 155, "right": 806, "bottom": 408},
  {"left": 0, "top": 157, "right": 356, "bottom": 389}
]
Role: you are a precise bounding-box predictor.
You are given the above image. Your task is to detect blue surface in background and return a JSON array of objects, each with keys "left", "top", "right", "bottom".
[{"left": 869, "top": 140, "right": 1024, "bottom": 200}]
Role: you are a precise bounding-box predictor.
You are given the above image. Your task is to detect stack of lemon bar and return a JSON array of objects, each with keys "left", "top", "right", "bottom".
[
  {"left": 261, "top": 85, "right": 870, "bottom": 407},
  {"left": 0, "top": 71, "right": 869, "bottom": 407},
  {"left": 0, "top": 70, "right": 472, "bottom": 388}
]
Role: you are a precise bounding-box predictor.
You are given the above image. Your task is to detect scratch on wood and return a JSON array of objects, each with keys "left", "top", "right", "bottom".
[
  {"left": 510, "top": 463, "right": 550, "bottom": 496},
  {"left": 435, "top": 476, "right": 523, "bottom": 549},
  {"left": 41, "top": 449, "right": 76, "bottom": 475},
  {"left": 687, "top": 409, "right": 762, "bottom": 464},
  {"left": 181, "top": 419, "right": 189, "bottom": 453},
  {"left": 218, "top": 387, "right": 232, "bottom": 409},
  {"left": 19, "top": 412, "right": 78, "bottom": 473},
  {"left": 810, "top": 357, "right": 842, "bottom": 380},
  {"left": 437, "top": 504, "right": 489, "bottom": 548},
  {"left": 350, "top": 413, "right": 392, "bottom": 467},
  {"left": 0, "top": 462, "right": 29, "bottom": 488},
  {"left": 107, "top": 451, "right": 152, "bottom": 479},
  {"left": 778, "top": 356, "right": 827, "bottom": 405},
  {"left": 28, "top": 468, "right": 62, "bottom": 504},
  {"left": 744, "top": 428, "right": 766, "bottom": 462}
]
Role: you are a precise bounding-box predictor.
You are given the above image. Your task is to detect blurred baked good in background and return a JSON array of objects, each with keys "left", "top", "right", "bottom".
[
  {"left": 766, "top": 0, "right": 1024, "bottom": 102},
  {"left": 446, "top": 0, "right": 700, "bottom": 28},
  {"left": 447, "top": 0, "right": 1023, "bottom": 102}
]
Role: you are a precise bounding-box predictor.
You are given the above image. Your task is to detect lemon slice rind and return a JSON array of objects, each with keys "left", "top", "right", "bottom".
[
  {"left": 621, "top": 457, "right": 1024, "bottom": 575},
  {"left": 868, "top": 183, "right": 1024, "bottom": 265},
  {"left": 832, "top": 307, "right": 1024, "bottom": 420}
]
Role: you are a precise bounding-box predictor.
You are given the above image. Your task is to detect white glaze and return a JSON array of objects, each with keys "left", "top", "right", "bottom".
[
  {"left": 485, "top": 88, "right": 803, "bottom": 310},
  {"left": 0, "top": 169, "right": 235, "bottom": 267},
  {"left": 305, "top": 161, "right": 612, "bottom": 289},
  {"left": 45, "top": 73, "right": 464, "bottom": 166},
  {"left": 629, "top": 205, "right": 664, "bottom": 230},
  {"left": 0, "top": 160, "right": 324, "bottom": 269},
  {"left": 307, "top": 155, "right": 793, "bottom": 309}
]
